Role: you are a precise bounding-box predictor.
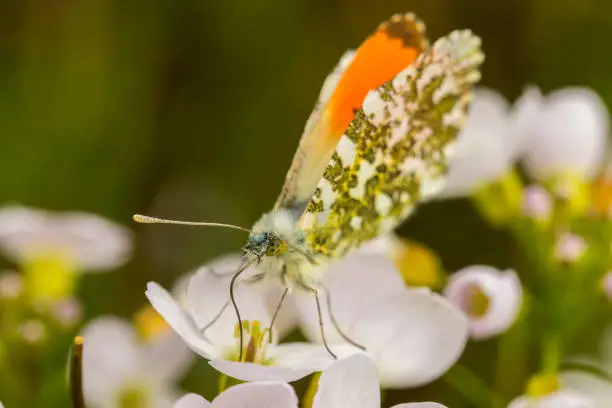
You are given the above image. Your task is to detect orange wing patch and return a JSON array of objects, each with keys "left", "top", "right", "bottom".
[
  {"left": 328, "top": 13, "right": 429, "bottom": 135},
  {"left": 275, "top": 13, "right": 430, "bottom": 211}
]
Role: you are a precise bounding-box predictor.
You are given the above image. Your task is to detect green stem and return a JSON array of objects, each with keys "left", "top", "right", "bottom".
[
  {"left": 444, "top": 363, "right": 504, "bottom": 408},
  {"left": 542, "top": 334, "right": 561, "bottom": 374},
  {"left": 70, "top": 336, "right": 86, "bottom": 408},
  {"left": 494, "top": 295, "right": 531, "bottom": 406}
]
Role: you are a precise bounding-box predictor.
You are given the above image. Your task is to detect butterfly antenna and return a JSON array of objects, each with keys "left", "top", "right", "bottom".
[
  {"left": 133, "top": 214, "right": 251, "bottom": 232},
  {"left": 229, "top": 260, "right": 254, "bottom": 362}
]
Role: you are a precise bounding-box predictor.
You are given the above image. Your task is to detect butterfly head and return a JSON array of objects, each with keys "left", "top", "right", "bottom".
[{"left": 244, "top": 231, "right": 288, "bottom": 260}]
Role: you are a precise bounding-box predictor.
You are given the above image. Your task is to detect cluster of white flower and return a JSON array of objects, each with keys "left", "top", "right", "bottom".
[
  {"left": 1, "top": 85, "right": 612, "bottom": 408},
  {"left": 144, "top": 248, "right": 468, "bottom": 405}
]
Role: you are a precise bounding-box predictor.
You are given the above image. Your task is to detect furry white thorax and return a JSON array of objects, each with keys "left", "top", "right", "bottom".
[{"left": 245, "top": 209, "right": 325, "bottom": 291}]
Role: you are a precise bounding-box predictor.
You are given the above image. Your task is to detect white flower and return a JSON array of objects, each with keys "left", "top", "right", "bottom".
[
  {"left": 146, "top": 262, "right": 343, "bottom": 383},
  {"left": 519, "top": 86, "right": 609, "bottom": 181},
  {"left": 0, "top": 271, "right": 23, "bottom": 299},
  {"left": 561, "top": 327, "right": 612, "bottom": 407},
  {"left": 359, "top": 233, "right": 444, "bottom": 289},
  {"left": 0, "top": 206, "right": 132, "bottom": 272},
  {"left": 444, "top": 265, "right": 522, "bottom": 340},
  {"left": 561, "top": 372, "right": 612, "bottom": 408},
  {"left": 173, "top": 383, "right": 298, "bottom": 408},
  {"left": 443, "top": 87, "right": 523, "bottom": 197},
  {"left": 82, "top": 316, "right": 193, "bottom": 408},
  {"left": 51, "top": 297, "right": 83, "bottom": 327},
  {"left": 555, "top": 233, "right": 587, "bottom": 263},
  {"left": 602, "top": 272, "right": 612, "bottom": 301},
  {"left": 522, "top": 184, "right": 553, "bottom": 220},
  {"left": 295, "top": 253, "right": 468, "bottom": 389},
  {"left": 312, "top": 355, "right": 447, "bottom": 408},
  {"left": 172, "top": 355, "right": 447, "bottom": 408},
  {"left": 508, "top": 389, "right": 594, "bottom": 408},
  {"left": 18, "top": 319, "right": 46, "bottom": 344},
  {"left": 194, "top": 253, "right": 299, "bottom": 338}
]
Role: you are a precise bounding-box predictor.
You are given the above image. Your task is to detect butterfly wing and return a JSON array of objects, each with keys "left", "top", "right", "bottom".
[
  {"left": 299, "top": 30, "right": 484, "bottom": 257},
  {"left": 275, "top": 14, "right": 429, "bottom": 213}
]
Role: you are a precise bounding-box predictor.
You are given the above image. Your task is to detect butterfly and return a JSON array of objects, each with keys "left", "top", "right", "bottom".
[{"left": 135, "top": 13, "right": 484, "bottom": 359}]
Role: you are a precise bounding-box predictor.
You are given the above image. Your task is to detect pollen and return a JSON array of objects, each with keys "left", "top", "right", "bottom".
[{"left": 233, "top": 320, "right": 271, "bottom": 363}]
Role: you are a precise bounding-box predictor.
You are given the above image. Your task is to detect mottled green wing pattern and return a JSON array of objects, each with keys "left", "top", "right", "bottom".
[{"left": 299, "top": 30, "right": 484, "bottom": 258}]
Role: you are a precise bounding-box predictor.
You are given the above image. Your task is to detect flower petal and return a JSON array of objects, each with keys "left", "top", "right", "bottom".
[
  {"left": 207, "top": 253, "right": 300, "bottom": 338},
  {"left": 295, "top": 253, "right": 406, "bottom": 344},
  {"left": 443, "top": 87, "right": 515, "bottom": 197},
  {"left": 145, "top": 282, "right": 217, "bottom": 359},
  {"left": 272, "top": 342, "right": 361, "bottom": 373},
  {"left": 0, "top": 206, "right": 132, "bottom": 271},
  {"left": 351, "top": 290, "right": 468, "bottom": 388},
  {"left": 143, "top": 331, "right": 194, "bottom": 383},
  {"left": 211, "top": 382, "right": 298, "bottom": 408},
  {"left": 185, "top": 257, "right": 276, "bottom": 348},
  {"left": 209, "top": 359, "right": 316, "bottom": 383},
  {"left": 81, "top": 317, "right": 142, "bottom": 406},
  {"left": 173, "top": 394, "right": 212, "bottom": 408},
  {"left": 508, "top": 389, "right": 594, "bottom": 408},
  {"left": 561, "top": 371, "right": 612, "bottom": 408},
  {"left": 522, "top": 87, "right": 609, "bottom": 181},
  {"left": 444, "top": 266, "right": 523, "bottom": 340},
  {"left": 508, "top": 85, "right": 542, "bottom": 158},
  {"left": 313, "top": 354, "right": 380, "bottom": 408},
  {"left": 54, "top": 211, "right": 132, "bottom": 271},
  {"left": 392, "top": 404, "right": 448, "bottom": 408}
]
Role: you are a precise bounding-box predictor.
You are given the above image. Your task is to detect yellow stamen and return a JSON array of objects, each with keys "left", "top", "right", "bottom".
[
  {"left": 116, "top": 385, "right": 149, "bottom": 408},
  {"left": 392, "top": 238, "right": 445, "bottom": 289},
  {"left": 232, "top": 320, "right": 270, "bottom": 364},
  {"left": 23, "top": 251, "right": 77, "bottom": 302},
  {"left": 526, "top": 373, "right": 560, "bottom": 397},
  {"left": 133, "top": 305, "right": 169, "bottom": 341},
  {"left": 467, "top": 286, "right": 490, "bottom": 317}
]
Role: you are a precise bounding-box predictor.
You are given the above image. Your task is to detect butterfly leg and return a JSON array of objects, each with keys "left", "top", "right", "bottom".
[
  {"left": 200, "top": 299, "right": 229, "bottom": 342},
  {"left": 307, "top": 285, "right": 338, "bottom": 359},
  {"left": 229, "top": 260, "right": 255, "bottom": 362},
  {"left": 269, "top": 268, "right": 290, "bottom": 343},
  {"left": 241, "top": 272, "right": 267, "bottom": 285},
  {"left": 320, "top": 283, "right": 366, "bottom": 351}
]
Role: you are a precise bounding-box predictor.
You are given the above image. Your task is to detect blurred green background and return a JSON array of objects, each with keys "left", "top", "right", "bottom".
[{"left": 0, "top": 0, "right": 610, "bottom": 405}]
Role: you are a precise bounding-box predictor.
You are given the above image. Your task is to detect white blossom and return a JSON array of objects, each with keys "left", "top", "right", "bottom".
[
  {"left": 0, "top": 206, "right": 132, "bottom": 272},
  {"left": 313, "top": 355, "right": 447, "bottom": 408},
  {"left": 444, "top": 265, "right": 523, "bottom": 340},
  {"left": 146, "top": 260, "right": 345, "bottom": 383},
  {"left": 295, "top": 253, "right": 468, "bottom": 388},
  {"left": 522, "top": 185, "right": 553, "bottom": 220},
  {"left": 173, "top": 383, "right": 298, "bottom": 408},
  {"left": 602, "top": 272, "right": 612, "bottom": 301},
  {"left": 443, "top": 87, "right": 522, "bottom": 197},
  {"left": 561, "top": 327, "right": 612, "bottom": 407},
  {"left": 172, "top": 355, "right": 447, "bottom": 408},
  {"left": 82, "top": 317, "right": 192, "bottom": 408},
  {"left": 508, "top": 389, "right": 594, "bottom": 408},
  {"left": 555, "top": 233, "right": 587, "bottom": 262},
  {"left": 0, "top": 271, "right": 23, "bottom": 299},
  {"left": 519, "top": 86, "right": 609, "bottom": 181}
]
